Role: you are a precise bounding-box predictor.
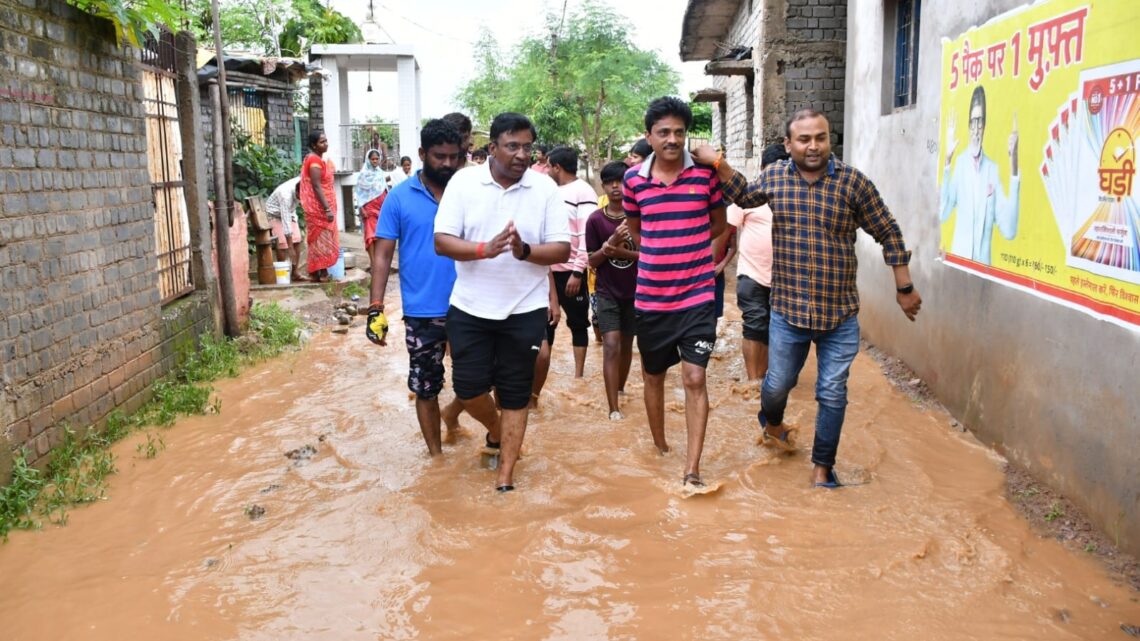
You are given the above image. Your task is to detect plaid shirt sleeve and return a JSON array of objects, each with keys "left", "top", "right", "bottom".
[
  {"left": 851, "top": 170, "right": 911, "bottom": 266},
  {"left": 721, "top": 169, "right": 769, "bottom": 208}
]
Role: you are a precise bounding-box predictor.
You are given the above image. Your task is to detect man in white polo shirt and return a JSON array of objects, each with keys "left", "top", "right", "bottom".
[{"left": 434, "top": 112, "right": 571, "bottom": 493}]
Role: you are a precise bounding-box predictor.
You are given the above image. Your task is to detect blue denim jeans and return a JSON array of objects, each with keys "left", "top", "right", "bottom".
[{"left": 760, "top": 310, "right": 860, "bottom": 468}]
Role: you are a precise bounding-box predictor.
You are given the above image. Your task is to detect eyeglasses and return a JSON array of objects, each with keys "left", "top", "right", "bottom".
[{"left": 497, "top": 142, "right": 534, "bottom": 154}]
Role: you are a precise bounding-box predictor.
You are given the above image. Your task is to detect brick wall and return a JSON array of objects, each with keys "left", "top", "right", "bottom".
[
  {"left": 0, "top": 0, "right": 216, "bottom": 473},
  {"left": 711, "top": 0, "right": 762, "bottom": 171},
  {"left": 781, "top": 0, "right": 847, "bottom": 157}
]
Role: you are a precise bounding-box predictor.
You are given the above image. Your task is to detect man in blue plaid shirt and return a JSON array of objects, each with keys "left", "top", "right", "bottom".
[{"left": 694, "top": 109, "right": 922, "bottom": 488}]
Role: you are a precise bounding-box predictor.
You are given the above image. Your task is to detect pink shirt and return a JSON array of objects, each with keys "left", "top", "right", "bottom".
[{"left": 727, "top": 203, "right": 773, "bottom": 286}]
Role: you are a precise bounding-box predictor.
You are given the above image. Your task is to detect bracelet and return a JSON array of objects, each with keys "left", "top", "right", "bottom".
[
  {"left": 712, "top": 152, "right": 724, "bottom": 170},
  {"left": 476, "top": 242, "right": 486, "bottom": 259},
  {"left": 896, "top": 283, "right": 914, "bottom": 294},
  {"left": 369, "top": 300, "right": 384, "bottom": 311},
  {"left": 571, "top": 270, "right": 584, "bottom": 279}
]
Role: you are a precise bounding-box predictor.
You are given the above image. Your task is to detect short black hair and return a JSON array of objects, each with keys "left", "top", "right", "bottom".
[
  {"left": 600, "top": 160, "right": 627, "bottom": 183},
  {"left": 644, "top": 96, "right": 692, "bottom": 132},
  {"left": 307, "top": 129, "right": 324, "bottom": 148},
  {"left": 535, "top": 144, "right": 549, "bottom": 155},
  {"left": 761, "top": 142, "right": 790, "bottom": 168},
  {"left": 490, "top": 112, "right": 537, "bottom": 143},
  {"left": 441, "top": 112, "right": 472, "bottom": 135},
  {"left": 630, "top": 138, "right": 652, "bottom": 158},
  {"left": 471, "top": 148, "right": 488, "bottom": 160},
  {"left": 784, "top": 108, "right": 827, "bottom": 138},
  {"left": 546, "top": 146, "right": 577, "bottom": 173},
  {"left": 400, "top": 156, "right": 412, "bottom": 164},
  {"left": 420, "top": 118, "right": 462, "bottom": 150}
]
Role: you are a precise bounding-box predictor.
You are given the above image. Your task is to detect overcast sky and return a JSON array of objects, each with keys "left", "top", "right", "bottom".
[{"left": 326, "top": 0, "right": 707, "bottom": 123}]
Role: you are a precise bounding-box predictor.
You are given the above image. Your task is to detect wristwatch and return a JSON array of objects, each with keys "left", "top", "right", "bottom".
[
  {"left": 896, "top": 283, "right": 914, "bottom": 294},
  {"left": 516, "top": 242, "right": 532, "bottom": 261}
]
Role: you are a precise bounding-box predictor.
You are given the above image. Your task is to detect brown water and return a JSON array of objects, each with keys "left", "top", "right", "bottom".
[{"left": 1, "top": 298, "right": 1137, "bottom": 641}]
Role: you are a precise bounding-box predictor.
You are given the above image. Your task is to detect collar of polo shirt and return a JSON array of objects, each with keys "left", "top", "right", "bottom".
[{"left": 636, "top": 148, "right": 696, "bottom": 179}]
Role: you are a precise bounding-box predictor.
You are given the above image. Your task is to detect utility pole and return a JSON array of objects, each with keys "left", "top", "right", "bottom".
[{"left": 210, "top": 0, "right": 240, "bottom": 337}]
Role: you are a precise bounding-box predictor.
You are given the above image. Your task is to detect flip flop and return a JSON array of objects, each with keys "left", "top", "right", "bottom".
[
  {"left": 815, "top": 468, "right": 842, "bottom": 489},
  {"left": 758, "top": 412, "right": 798, "bottom": 452},
  {"left": 485, "top": 434, "right": 501, "bottom": 450},
  {"left": 682, "top": 473, "right": 706, "bottom": 487},
  {"left": 496, "top": 484, "right": 515, "bottom": 493}
]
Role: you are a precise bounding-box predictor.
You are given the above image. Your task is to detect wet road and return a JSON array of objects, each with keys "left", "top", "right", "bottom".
[{"left": 1, "top": 289, "right": 1137, "bottom": 640}]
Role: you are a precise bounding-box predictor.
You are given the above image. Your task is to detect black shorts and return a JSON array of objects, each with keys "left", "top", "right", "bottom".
[
  {"left": 736, "top": 275, "right": 771, "bottom": 344},
  {"left": 552, "top": 270, "right": 590, "bottom": 347},
  {"left": 446, "top": 306, "right": 547, "bottom": 410},
  {"left": 595, "top": 293, "right": 636, "bottom": 335},
  {"left": 404, "top": 317, "right": 448, "bottom": 399},
  {"left": 635, "top": 303, "right": 716, "bottom": 375}
]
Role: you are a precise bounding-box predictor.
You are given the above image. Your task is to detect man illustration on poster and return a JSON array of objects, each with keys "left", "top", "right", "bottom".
[{"left": 940, "top": 85, "right": 1020, "bottom": 265}]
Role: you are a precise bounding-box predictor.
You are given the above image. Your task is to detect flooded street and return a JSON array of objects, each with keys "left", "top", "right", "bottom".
[{"left": 1, "top": 287, "right": 1137, "bottom": 641}]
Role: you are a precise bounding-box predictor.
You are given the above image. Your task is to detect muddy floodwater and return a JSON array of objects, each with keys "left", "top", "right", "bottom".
[{"left": 1, "top": 291, "right": 1137, "bottom": 640}]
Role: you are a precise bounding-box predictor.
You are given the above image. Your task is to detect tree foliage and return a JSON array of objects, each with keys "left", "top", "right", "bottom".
[
  {"left": 66, "top": 0, "right": 187, "bottom": 47},
  {"left": 456, "top": 1, "right": 678, "bottom": 182},
  {"left": 186, "top": 0, "right": 361, "bottom": 57}
]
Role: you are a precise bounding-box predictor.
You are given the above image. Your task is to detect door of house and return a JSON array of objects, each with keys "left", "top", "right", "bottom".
[{"left": 141, "top": 31, "right": 193, "bottom": 304}]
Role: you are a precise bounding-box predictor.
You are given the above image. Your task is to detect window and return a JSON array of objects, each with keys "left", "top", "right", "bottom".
[{"left": 893, "top": 0, "right": 921, "bottom": 108}]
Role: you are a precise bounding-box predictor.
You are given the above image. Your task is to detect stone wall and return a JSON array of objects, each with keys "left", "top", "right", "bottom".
[{"left": 0, "top": 0, "right": 217, "bottom": 472}]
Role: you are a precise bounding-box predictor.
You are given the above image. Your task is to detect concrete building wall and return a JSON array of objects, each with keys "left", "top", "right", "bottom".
[
  {"left": 0, "top": 1, "right": 216, "bottom": 472},
  {"left": 844, "top": 0, "right": 1140, "bottom": 555}
]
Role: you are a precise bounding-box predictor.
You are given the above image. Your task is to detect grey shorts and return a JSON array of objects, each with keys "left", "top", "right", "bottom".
[
  {"left": 736, "top": 275, "right": 771, "bottom": 344},
  {"left": 595, "top": 293, "right": 636, "bottom": 335}
]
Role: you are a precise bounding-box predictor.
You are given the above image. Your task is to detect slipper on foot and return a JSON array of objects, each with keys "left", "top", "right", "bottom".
[
  {"left": 496, "top": 484, "right": 514, "bottom": 493},
  {"left": 682, "top": 473, "right": 705, "bottom": 487},
  {"left": 485, "top": 434, "right": 501, "bottom": 450},
  {"left": 758, "top": 412, "right": 798, "bottom": 452},
  {"left": 814, "top": 468, "right": 842, "bottom": 489}
]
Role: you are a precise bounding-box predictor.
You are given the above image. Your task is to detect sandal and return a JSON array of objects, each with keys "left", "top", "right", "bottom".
[
  {"left": 758, "top": 411, "right": 797, "bottom": 452},
  {"left": 496, "top": 484, "right": 515, "bottom": 493},
  {"left": 814, "top": 468, "right": 842, "bottom": 489},
  {"left": 485, "top": 434, "right": 501, "bottom": 450},
  {"left": 682, "top": 473, "right": 705, "bottom": 487}
]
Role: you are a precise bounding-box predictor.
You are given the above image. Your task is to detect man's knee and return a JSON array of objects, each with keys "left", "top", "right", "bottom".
[
  {"left": 681, "top": 365, "right": 706, "bottom": 390},
  {"left": 815, "top": 379, "right": 849, "bottom": 408}
]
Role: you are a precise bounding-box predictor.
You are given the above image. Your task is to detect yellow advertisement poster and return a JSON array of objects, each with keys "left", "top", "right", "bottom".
[{"left": 938, "top": 0, "right": 1140, "bottom": 328}]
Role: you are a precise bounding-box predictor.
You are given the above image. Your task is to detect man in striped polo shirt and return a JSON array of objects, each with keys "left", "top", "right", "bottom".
[{"left": 622, "top": 96, "right": 727, "bottom": 488}]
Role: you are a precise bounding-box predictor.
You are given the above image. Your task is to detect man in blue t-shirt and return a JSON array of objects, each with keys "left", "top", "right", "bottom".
[{"left": 366, "top": 119, "right": 487, "bottom": 455}]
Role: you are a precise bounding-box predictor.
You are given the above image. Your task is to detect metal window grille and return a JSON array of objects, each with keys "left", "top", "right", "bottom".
[
  {"left": 141, "top": 30, "right": 194, "bottom": 304},
  {"left": 893, "top": 0, "right": 922, "bottom": 108}
]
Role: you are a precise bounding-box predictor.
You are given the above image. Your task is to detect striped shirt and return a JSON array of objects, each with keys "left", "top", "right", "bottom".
[
  {"left": 723, "top": 157, "right": 911, "bottom": 331},
  {"left": 623, "top": 150, "right": 725, "bottom": 313},
  {"left": 552, "top": 178, "right": 598, "bottom": 273}
]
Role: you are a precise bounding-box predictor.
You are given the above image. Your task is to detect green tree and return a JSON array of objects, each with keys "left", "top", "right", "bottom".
[
  {"left": 689, "top": 102, "right": 713, "bottom": 138},
  {"left": 457, "top": 1, "right": 678, "bottom": 183},
  {"left": 185, "top": 0, "right": 361, "bottom": 57},
  {"left": 278, "top": 0, "right": 363, "bottom": 58},
  {"left": 66, "top": 0, "right": 187, "bottom": 46}
]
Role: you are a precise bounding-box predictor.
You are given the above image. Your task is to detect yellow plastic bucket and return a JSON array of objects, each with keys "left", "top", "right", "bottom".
[{"left": 273, "top": 261, "right": 291, "bottom": 285}]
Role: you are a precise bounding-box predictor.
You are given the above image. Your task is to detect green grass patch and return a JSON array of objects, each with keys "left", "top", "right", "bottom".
[{"left": 0, "top": 302, "right": 304, "bottom": 540}]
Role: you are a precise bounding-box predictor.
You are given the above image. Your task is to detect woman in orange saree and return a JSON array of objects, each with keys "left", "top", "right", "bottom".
[{"left": 300, "top": 130, "right": 339, "bottom": 281}]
